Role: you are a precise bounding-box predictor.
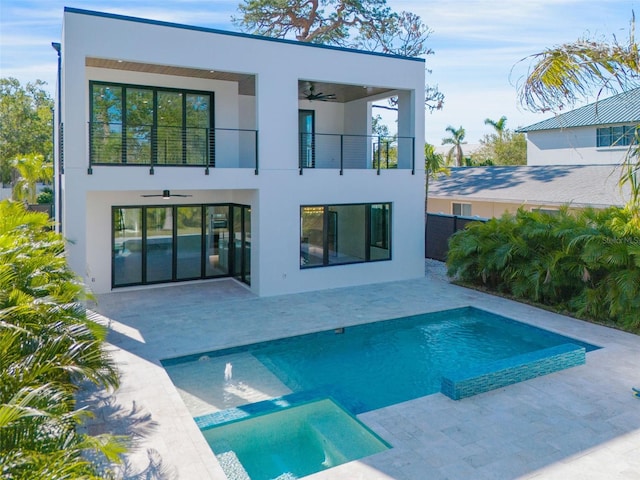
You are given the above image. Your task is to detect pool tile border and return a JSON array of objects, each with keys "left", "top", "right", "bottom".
[{"left": 441, "top": 343, "right": 586, "bottom": 400}]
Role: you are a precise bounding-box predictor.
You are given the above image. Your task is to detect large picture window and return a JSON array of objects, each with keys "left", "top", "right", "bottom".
[
  {"left": 300, "top": 203, "right": 391, "bottom": 268},
  {"left": 596, "top": 125, "right": 638, "bottom": 148},
  {"left": 91, "top": 81, "right": 214, "bottom": 166}
]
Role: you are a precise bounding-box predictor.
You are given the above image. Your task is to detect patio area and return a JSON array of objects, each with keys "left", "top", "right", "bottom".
[{"left": 83, "top": 261, "right": 640, "bottom": 479}]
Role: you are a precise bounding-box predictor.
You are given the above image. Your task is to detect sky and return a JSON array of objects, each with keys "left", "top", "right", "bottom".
[{"left": 1, "top": 0, "right": 637, "bottom": 145}]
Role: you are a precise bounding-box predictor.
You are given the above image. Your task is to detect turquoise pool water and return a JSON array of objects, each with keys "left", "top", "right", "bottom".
[
  {"left": 201, "top": 399, "right": 389, "bottom": 480},
  {"left": 163, "top": 306, "right": 598, "bottom": 479},
  {"left": 167, "top": 306, "right": 596, "bottom": 414}
]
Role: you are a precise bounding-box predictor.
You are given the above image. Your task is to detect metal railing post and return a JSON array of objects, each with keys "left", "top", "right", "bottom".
[
  {"left": 411, "top": 137, "right": 416, "bottom": 175},
  {"left": 385, "top": 140, "right": 389, "bottom": 169},
  {"left": 254, "top": 130, "right": 259, "bottom": 175},
  {"left": 340, "top": 134, "right": 344, "bottom": 175},
  {"left": 87, "top": 122, "right": 93, "bottom": 174},
  {"left": 376, "top": 136, "right": 381, "bottom": 175},
  {"left": 299, "top": 132, "right": 303, "bottom": 175}
]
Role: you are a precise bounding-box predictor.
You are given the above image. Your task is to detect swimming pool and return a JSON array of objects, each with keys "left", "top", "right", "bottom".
[
  {"left": 162, "top": 306, "right": 598, "bottom": 479},
  {"left": 164, "top": 306, "right": 597, "bottom": 415}
]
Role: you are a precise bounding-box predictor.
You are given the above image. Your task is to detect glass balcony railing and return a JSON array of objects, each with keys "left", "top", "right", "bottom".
[
  {"left": 299, "top": 133, "right": 415, "bottom": 175},
  {"left": 89, "top": 122, "right": 258, "bottom": 174}
]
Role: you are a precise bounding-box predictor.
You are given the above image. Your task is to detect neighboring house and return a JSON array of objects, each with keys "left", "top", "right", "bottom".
[
  {"left": 427, "top": 165, "right": 629, "bottom": 218},
  {"left": 519, "top": 88, "right": 640, "bottom": 166},
  {"left": 54, "top": 8, "right": 425, "bottom": 296}
]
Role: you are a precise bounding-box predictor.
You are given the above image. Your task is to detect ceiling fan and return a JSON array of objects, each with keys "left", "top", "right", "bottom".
[
  {"left": 301, "top": 83, "right": 336, "bottom": 102},
  {"left": 141, "top": 190, "right": 192, "bottom": 199}
]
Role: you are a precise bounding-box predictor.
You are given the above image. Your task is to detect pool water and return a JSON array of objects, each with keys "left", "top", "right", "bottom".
[
  {"left": 163, "top": 306, "right": 597, "bottom": 479},
  {"left": 201, "top": 399, "right": 389, "bottom": 480},
  {"left": 177, "top": 307, "right": 595, "bottom": 414}
]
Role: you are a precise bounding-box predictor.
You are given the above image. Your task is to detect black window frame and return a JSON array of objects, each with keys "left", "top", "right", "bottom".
[
  {"left": 90, "top": 80, "right": 215, "bottom": 166},
  {"left": 300, "top": 202, "right": 392, "bottom": 269},
  {"left": 111, "top": 203, "right": 249, "bottom": 288}
]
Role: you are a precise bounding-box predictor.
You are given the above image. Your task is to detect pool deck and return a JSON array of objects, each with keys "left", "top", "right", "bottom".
[{"left": 84, "top": 261, "right": 640, "bottom": 479}]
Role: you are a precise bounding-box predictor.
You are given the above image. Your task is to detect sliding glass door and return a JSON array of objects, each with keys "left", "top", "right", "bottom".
[{"left": 112, "top": 203, "right": 250, "bottom": 288}]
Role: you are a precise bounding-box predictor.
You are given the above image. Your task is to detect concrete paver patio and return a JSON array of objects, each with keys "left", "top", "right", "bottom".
[{"left": 85, "top": 261, "right": 640, "bottom": 479}]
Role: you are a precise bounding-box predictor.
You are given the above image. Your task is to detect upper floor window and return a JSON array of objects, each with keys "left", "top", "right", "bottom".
[
  {"left": 596, "top": 125, "right": 637, "bottom": 148},
  {"left": 90, "top": 81, "right": 214, "bottom": 166}
]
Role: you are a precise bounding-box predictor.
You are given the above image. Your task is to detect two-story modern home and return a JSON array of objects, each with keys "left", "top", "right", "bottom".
[
  {"left": 54, "top": 8, "right": 426, "bottom": 296},
  {"left": 518, "top": 88, "right": 640, "bottom": 165}
]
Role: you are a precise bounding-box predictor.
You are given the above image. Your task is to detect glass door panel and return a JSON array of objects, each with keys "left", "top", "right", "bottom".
[
  {"left": 157, "top": 91, "right": 183, "bottom": 164},
  {"left": 176, "top": 206, "right": 202, "bottom": 280},
  {"left": 300, "top": 206, "right": 325, "bottom": 267},
  {"left": 243, "top": 206, "right": 251, "bottom": 285},
  {"left": 328, "top": 204, "right": 366, "bottom": 265},
  {"left": 125, "top": 88, "right": 153, "bottom": 164},
  {"left": 113, "top": 207, "right": 142, "bottom": 286},
  {"left": 91, "top": 84, "right": 123, "bottom": 164},
  {"left": 232, "top": 207, "right": 243, "bottom": 281},
  {"left": 231, "top": 205, "right": 251, "bottom": 285},
  {"left": 186, "top": 93, "right": 211, "bottom": 165},
  {"left": 299, "top": 109, "right": 315, "bottom": 168},
  {"left": 205, "top": 205, "right": 230, "bottom": 277},
  {"left": 146, "top": 207, "right": 173, "bottom": 282}
]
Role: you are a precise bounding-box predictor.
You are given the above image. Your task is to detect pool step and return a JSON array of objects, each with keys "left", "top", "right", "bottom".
[{"left": 306, "top": 411, "right": 387, "bottom": 465}]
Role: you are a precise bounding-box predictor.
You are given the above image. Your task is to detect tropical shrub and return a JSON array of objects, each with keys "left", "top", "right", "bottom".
[
  {"left": 0, "top": 200, "right": 125, "bottom": 479},
  {"left": 447, "top": 206, "right": 640, "bottom": 332}
]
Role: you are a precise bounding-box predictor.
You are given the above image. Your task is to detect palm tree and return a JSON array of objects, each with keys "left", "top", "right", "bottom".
[
  {"left": 518, "top": 15, "right": 640, "bottom": 212},
  {"left": 11, "top": 154, "right": 53, "bottom": 204},
  {"left": 442, "top": 125, "right": 466, "bottom": 167},
  {"left": 424, "top": 142, "right": 449, "bottom": 211},
  {"left": 0, "top": 200, "right": 125, "bottom": 479},
  {"left": 425, "top": 143, "right": 449, "bottom": 181},
  {"left": 484, "top": 116, "right": 508, "bottom": 142}
]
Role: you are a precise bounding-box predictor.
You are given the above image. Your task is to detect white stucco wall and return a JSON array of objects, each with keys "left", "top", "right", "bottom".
[
  {"left": 60, "top": 8, "right": 425, "bottom": 296},
  {"left": 526, "top": 126, "right": 629, "bottom": 165}
]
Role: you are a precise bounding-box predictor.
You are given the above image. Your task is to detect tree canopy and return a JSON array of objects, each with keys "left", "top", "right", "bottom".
[
  {"left": 0, "top": 78, "right": 53, "bottom": 186},
  {"left": 471, "top": 117, "right": 526, "bottom": 166},
  {"left": 234, "top": 0, "right": 444, "bottom": 111}
]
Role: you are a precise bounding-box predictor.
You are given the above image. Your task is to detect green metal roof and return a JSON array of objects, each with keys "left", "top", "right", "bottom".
[{"left": 518, "top": 88, "right": 640, "bottom": 132}]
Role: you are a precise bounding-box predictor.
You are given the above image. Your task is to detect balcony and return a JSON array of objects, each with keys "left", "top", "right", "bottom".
[
  {"left": 299, "top": 134, "right": 415, "bottom": 175},
  {"left": 89, "top": 122, "right": 258, "bottom": 174}
]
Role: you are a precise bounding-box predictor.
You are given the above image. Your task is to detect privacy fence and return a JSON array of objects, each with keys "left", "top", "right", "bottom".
[{"left": 425, "top": 213, "right": 487, "bottom": 262}]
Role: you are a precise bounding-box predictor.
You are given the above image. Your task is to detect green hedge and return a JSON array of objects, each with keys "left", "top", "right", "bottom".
[{"left": 447, "top": 206, "right": 640, "bottom": 332}]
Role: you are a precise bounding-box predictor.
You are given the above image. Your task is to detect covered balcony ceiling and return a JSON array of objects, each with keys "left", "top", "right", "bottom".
[
  {"left": 86, "top": 57, "right": 256, "bottom": 95},
  {"left": 298, "top": 81, "right": 395, "bottom": 103},
  {"left": 86, "top": 58, "right": 396, "bottom": 102}
]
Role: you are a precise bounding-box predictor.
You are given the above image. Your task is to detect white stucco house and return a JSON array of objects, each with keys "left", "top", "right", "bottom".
[
  {"left": 518, "top": 88, "right": 640, "bottom": 166},
  {"left": 53, "top": 7, "right": 425, "bottom": 296}
]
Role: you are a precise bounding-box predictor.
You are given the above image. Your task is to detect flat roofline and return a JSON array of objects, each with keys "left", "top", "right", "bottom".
[{"left": 64, "top": 7, "right": 425, "bottom": 63}]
